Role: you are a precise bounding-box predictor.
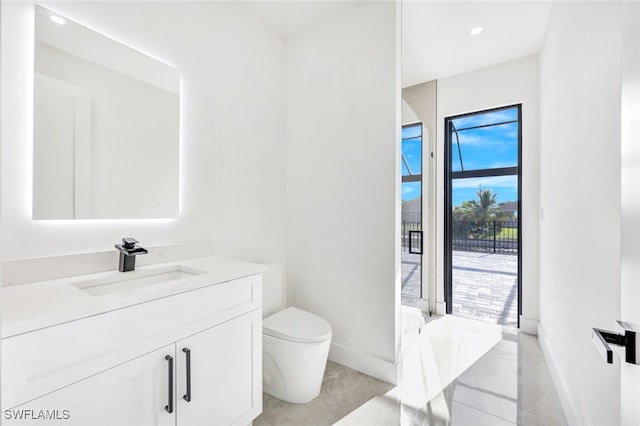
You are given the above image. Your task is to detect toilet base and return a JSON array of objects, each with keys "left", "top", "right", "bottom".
[{"left": 262, "top": 334, "right": 331, "bottom": 403}]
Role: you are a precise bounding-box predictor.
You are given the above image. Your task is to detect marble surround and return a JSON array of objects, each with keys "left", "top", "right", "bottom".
[
  {"left": 2, "top": 241, "right": 210, "bottom": 286},
  {"left": 258, "top": 310, "right": 567, "bottom": 425}
]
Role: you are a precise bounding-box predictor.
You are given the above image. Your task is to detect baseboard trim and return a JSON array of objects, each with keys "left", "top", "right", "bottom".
[
  {"left": 537, "top": 322, "right": 580, "bottom": 426},
  {"left": 519, "top": 316, "right": 538, "bottom": 335},
  {"left": 328, "top": 342, "right": 400, "bottom": 385}
]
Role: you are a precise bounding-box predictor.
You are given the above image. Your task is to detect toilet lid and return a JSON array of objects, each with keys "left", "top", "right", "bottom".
[{"left": 263, "top": 307, "right": 332, "bottom": 343}]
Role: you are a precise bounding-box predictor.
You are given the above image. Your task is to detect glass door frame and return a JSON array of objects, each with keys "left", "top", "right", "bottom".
[{"left": 443, "top": 104, "right": 523, "bottom": 326}]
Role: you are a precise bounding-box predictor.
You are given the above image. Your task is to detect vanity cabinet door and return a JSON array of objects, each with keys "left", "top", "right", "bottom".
[
  {"left": 176, "top": 309, "right": 262, "bottom": 426},
  {"left": 4, "top": 345, "right": 176, "bottom": 426}
]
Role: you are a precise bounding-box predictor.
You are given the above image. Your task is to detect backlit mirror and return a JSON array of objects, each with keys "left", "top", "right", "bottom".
[{"left": 33, "top": 5, "right": 180, "bottom": 219}]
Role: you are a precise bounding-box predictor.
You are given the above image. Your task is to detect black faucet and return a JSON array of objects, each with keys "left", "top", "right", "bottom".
[{"left": 115, "top": 237, "right": 148, "bottom": 272}]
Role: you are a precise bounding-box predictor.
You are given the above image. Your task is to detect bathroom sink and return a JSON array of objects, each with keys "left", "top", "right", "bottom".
[{"left": 72, "top": 265, "right": 206, "bottom": 297}]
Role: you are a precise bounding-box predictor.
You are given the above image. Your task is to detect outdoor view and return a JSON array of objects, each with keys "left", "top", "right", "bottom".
[
  {"left": 447, "top": 106, "right": 520, "bottom": 326},
  {"left": 401, "top": 107, "right": 520, "bottom": 326},
  {"left": 401, "top": 124, "right": 423, "bottom": 307}
]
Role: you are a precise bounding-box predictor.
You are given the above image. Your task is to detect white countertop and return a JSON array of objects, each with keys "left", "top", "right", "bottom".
[{"left": 1, "top": 256, "right": 267, "bottom": 338}]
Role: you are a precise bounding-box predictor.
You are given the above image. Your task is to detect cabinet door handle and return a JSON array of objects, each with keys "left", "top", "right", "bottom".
[
  {"left": 183, "top": 348, "right": 192, "bottom": 402},
  {"left": 165, "top": 355, "right": 174, "bottom": 413}
]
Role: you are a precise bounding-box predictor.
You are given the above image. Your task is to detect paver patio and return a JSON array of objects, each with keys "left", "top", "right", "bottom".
[{"left": 401, "top": 249, "right": 518, "bottom": 326}]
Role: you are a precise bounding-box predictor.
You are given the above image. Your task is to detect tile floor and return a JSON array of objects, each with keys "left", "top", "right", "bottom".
[
  {"left": 256, "top": 310, "right": 567, "bottom": 426},
  {"left": 401, "top": 251, "right": 422, "bottom": 307},
  {"left": 401, "top": 250, "right": 518, "bottom": 326},
  {"left": 450, "top": 251, "right": 518, "bottom": 326},
  {"left": 254, "top": 361, "right": 394, "bottom": 426}
]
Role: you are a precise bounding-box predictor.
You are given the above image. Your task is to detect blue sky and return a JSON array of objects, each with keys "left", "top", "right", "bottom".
[
  {"left": 450, "top": 108, "right": 518, "bottom": 173},
  {"left": 402, "top": 107, "right": 518, "bottom": 208},
  {"left": 401, "top": 124, "right": 422, "bottom": 202}
]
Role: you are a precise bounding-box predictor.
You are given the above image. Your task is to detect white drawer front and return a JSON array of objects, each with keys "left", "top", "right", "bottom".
[{"left": 2, "top": 274, "right": 261, "bottom": 409}]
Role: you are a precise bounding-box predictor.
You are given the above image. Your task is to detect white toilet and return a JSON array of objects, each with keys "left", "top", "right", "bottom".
[{"left": 262, "top": 307, "right": 332, "bottom": 403}]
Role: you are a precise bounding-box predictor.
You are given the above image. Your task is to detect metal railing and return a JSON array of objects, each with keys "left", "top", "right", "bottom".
[
  {"left": 452, "top": 220, "right": 518, "bottom": 254},
  {"left": 402, "top": 220, "right": 518, "bottom": 254},
  {"left": 401, "top": 221, "right": 422, "bottom": 251}
]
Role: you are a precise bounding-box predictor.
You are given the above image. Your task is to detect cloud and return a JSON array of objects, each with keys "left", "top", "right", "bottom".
[
  {"left": 489, "top": 161, "right": 518, "bottom": 168},
  {"left": 454, "top": 123, "right": 518, "bottom": 147},
  {"left": 451, "top": 109, "right": 517, "bottom": 130},
  {"left": 452, "top": 175, "right": 517, "bottom": 190}
]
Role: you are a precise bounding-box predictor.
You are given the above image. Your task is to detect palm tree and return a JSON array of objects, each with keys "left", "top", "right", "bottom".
[
  {"left": 452, "top": 188, "right": 500, "bottom": 239},
  {"left": 470, "top": 188, "right": 498, "bottom": 222},
  {"left": 455, "top": 187, "right": 499, "bottom": 222}
]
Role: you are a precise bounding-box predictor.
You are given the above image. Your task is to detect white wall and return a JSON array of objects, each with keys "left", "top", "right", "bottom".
[
  {"left": 538, "top": 2, "right": 621, "bottom": 425},
  {"left": 285, "top": 1, "right": 401, "bottom": 382},
  {"left": 403, "top": 80, "right": 437, "bottom": 137},
  {"left": 0, "top": 2, "right": 286, "bottom": 315},
  {"left": 402, "top": 99, "right": 419, "bottom": 124},
  {"left": 621, "top": 4, "right": 640, "bottom": 424},
  {"left": 435, "top": 55, "right": 540, "bottom": 330}
]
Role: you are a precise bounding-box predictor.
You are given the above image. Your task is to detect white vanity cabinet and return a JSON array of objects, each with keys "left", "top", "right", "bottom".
[
  {"left": 175, "top": 309, "right": 260, "bottom": 426},
  {"left": 6, "top": 344, "right": 176, "bottom": 426},
  {"left": 2, "top": 271, "right": 263, "bottom": 426}
]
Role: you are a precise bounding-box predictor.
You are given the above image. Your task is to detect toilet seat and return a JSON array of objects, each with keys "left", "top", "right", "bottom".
[{"left": 263, "top": 307, "right": 332, "bottom": 343}]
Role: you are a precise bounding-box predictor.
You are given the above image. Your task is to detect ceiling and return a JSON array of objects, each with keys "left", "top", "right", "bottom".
[
  {"left": 402, "top": 1, "right": 553, "bottom": 87},
  {"left": 244, "top": 0, "right": 554, "bottom": 88},
  {"left": 243, "top": 1, "right": 352, "bottom": 39}
]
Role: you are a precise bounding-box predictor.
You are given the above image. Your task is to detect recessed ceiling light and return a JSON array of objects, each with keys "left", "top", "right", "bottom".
[
  {"left": 50, "top": 15, "right": 66, "bottom": 25},
  {"left": 470, "top": 26, "right": 483, "bottom": 36}
]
